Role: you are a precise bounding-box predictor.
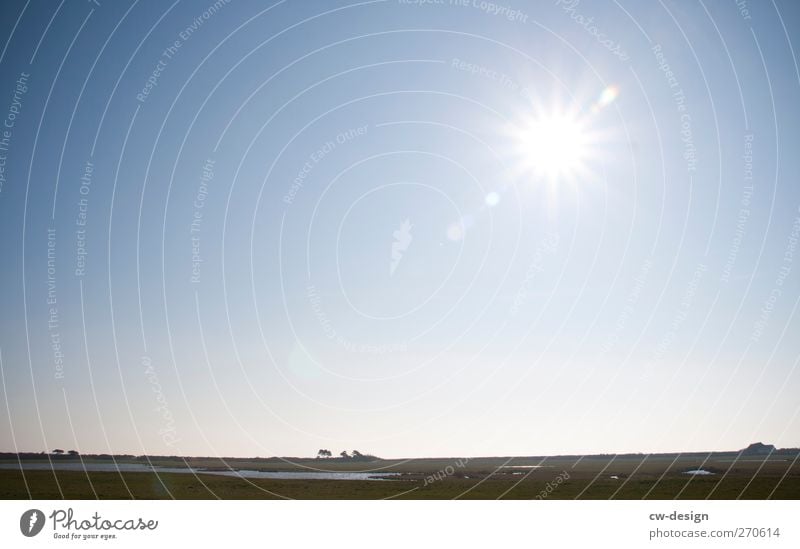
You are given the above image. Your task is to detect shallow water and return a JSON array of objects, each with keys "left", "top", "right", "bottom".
[
  {"left": 0, "top": 461, "right": 400, "bottom": 480},
  {"left": 212, "top": 470, "right": 400, "bottom": 481}
]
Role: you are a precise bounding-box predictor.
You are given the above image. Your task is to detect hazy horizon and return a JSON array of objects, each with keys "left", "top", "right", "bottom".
[{"left": 3, "top": 440, "right": 797, "bottom": 461}]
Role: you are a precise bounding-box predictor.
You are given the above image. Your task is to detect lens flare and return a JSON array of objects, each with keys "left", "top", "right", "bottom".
[{"left": 591, "top": 85, "right": 619, "bottom": 113}]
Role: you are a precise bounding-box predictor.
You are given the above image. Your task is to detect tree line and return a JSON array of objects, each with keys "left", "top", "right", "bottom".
[{"left": 316, "top": 449, "right": 376, "bottom": 461}]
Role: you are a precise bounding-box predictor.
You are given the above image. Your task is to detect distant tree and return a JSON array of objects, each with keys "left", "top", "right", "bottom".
[
  {"left": 339, "top": 450, "right": 350, "bottom": 459},
  {"left": 67, "top": 450, "right": 79, "bottom": 456},
  {"left": 52, "top": 449, "right": 64, "bottom": 455}
]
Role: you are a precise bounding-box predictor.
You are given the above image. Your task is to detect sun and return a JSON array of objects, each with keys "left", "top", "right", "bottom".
[{"left": 512, "top": 109, "right": 591, "bottom": 186}]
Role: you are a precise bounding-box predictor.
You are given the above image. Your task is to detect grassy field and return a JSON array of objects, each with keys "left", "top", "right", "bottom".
[{"left": 1, "top": 453, "right": 798, "bottom": 499}]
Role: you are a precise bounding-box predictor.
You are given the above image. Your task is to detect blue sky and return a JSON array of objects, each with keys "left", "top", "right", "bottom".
[{"left": 0, "top": 0, "right": 799, "bottom": 458}]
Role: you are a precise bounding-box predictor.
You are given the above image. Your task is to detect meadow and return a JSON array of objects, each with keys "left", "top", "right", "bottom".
[{"left": 1, "top": 452, "right": 798, "bottom": 499}]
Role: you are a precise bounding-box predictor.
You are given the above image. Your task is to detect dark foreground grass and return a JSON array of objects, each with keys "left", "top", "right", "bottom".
[{"left": 2, "top": 467, "right": 798, "bottom": 500}]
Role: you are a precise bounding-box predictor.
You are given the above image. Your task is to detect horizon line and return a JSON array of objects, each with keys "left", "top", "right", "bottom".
[{"left": 3, "top": 443, "right": 797, "bottom": 461}]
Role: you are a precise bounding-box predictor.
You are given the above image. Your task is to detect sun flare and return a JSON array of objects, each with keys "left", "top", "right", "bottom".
[{"left": 513, "top": 110, "right": 591, "bottom": 185}]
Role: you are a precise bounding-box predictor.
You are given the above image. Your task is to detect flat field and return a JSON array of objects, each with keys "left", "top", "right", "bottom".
[{"left": 1, "top": 453, "right": 797, "bottom": 499}]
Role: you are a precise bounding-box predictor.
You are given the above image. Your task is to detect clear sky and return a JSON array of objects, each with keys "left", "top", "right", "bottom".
[{"left": 0, "top": 0, "right": 798, "bottom": 459}]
